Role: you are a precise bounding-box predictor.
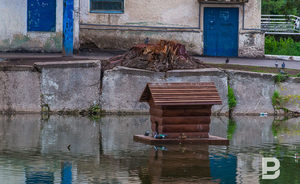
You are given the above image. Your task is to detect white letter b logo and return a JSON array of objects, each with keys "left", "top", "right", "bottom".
[{"left": 262, "top": 158, "right": 280, "bottom": 180}]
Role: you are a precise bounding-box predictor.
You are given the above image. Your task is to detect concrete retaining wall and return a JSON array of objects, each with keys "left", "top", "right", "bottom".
[
  {"left": 0, "top": 66, "right": 41, "bottom": 113},
  {"left": 0, "top": 63, "right": 299, "bottom": 115},
  {"left": 35, "top": 61, "right": 101, "bottom": 112},
  {"left": 276, "top": 77, "right": 300, "bottom": 113},
  {"left": 101, "top": 67, "right": 228, "bottom": 115},
  {"left": 0, "top": 60, "right": 100, "bottom": 113},
  {"left": 228, "top": 70, "right": 276, "bottom": 115}
]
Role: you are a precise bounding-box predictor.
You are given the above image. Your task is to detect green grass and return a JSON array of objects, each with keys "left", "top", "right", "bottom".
[
  {"left": 272, "top": 91, "right": 281, "bottom": 107},
  {"left": 228, "top": 85, "right": 237, "bottom": 111},
  {"left": 265, "top": 35, "right": 300, "bottom": 56}
]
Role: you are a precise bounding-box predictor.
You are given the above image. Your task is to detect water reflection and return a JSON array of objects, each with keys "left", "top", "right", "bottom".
[{"left": 0, "top": 115, "right": 299, "bottom": 183}]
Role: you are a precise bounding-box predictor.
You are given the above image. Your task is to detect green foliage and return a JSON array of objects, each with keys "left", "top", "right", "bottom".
[
  {"left": 297, "top": 73, "right": 300, "bottom": 77},
  {"left": 89, "top": 105, "right": 101, "bottom": 115},
  {"left": 265, "top": 36, "right": 300, "bottom": 56},
  {"left": 227, "top": 119, "right": 237, "bottom": 140},
  {"left": 274, "top": 74, "right": 289, "bottom": 83},
  {"left": 272, "top": 91, "right": 281, "bottom": 107},
  {"left": 228, "top": 86, "right": 237, "bottom": 111},
  {"left": 262, "top": 0, "right": 300, "bottom": 16}
]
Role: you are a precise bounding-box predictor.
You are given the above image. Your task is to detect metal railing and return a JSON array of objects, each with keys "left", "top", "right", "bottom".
[{"left": 261, "top": 15, "right": 300, "bottom": 35}]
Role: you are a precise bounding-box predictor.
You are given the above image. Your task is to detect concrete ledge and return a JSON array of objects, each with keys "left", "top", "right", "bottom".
[
  {"left": 34, "top": 60, "right": 100, "bottom": 70},
  {"left": 0, "top": 65, "right": 35, "bottom": 72},
  {"left": 265, "top": 55, "right": 300, "bottom": 61}
]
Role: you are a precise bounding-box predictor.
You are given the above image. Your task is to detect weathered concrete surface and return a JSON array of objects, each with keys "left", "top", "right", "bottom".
[
  {"left": 101, "top": 67, "right": 165, "bottom": 113},
  {"left": 36, "top": 61, "right": 101, "bottom": 112},
  {"left": 239, "top": 32, "right": 265, "bottom": 58},
  {"left": 276, "top": 78, "right": 300, "bottom": 113},
  {"left": 101, "top": 67, "right": 228, "bottom": 114},
  {"left": 80, "top": 29, "right": 202, "bottom": 55},
  {"left": 0, "top": 66, "right": 41, "bottom": 112},
  {"left": 228, "top": 70, "right": 276, "bottom": 115}
]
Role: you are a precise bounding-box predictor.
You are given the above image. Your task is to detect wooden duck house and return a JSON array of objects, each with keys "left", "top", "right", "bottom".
[{"left": 134, "top": 82, "right": 229, "bottom": 145}]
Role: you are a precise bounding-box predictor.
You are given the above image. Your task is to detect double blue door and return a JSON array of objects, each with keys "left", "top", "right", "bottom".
[{"left": 204, "top": 8, "right": 239, "bottom": 57}]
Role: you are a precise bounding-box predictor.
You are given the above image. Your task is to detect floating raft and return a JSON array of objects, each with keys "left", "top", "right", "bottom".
[{"left": 134, "top": 82, "right": 229, "bottom": 145}]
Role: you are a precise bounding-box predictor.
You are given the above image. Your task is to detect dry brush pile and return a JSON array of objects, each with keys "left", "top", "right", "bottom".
[{"left": 102, "top": 40, "right": 209, "bottom": 72}]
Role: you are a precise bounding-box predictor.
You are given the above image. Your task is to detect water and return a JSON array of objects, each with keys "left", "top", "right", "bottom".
[{"left": 0, "top": 115, "right": 299, "bottom": 184}]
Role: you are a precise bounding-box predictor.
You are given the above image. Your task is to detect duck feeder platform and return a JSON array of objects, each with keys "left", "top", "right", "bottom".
[{"left": 134, "top": 82, "right": 229, "bottom": 145}]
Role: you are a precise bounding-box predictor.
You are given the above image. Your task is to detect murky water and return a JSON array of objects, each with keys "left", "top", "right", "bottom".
[{"left": 0, "top": 115, "right": 299, "bottom": 184}]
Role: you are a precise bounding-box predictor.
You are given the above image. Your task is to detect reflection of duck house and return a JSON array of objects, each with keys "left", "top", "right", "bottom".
[
  {"left": 134, "top": 82, "right": 229, "bottom": 145},
  {"left": 147, "top": 145, "right": 211, "bottom": 183}
]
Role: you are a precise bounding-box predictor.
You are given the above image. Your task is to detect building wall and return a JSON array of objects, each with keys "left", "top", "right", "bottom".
[
  {"left": 80, "top": 0, "right": 264, "bottom": 57},
  {"left": 0, "top": 0, "right": 80, "bottom": 52}
]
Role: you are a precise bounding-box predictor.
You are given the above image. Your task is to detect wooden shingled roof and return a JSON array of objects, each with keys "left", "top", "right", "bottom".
[{"left": 140, "top": 82, "right": 222, "bottom": 106}]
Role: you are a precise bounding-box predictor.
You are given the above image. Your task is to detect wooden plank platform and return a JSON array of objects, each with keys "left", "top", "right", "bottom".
[{"left": 133, "top": 135, "right": 229, "bottom": 145}]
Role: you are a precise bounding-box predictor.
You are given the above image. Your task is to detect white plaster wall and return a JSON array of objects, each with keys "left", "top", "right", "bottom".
[
  {"left": 0, "top": 0, "right": 80, "bottom": 52},
  {"left": 80, "top": 0, "right": 200, "bottom": 27}
]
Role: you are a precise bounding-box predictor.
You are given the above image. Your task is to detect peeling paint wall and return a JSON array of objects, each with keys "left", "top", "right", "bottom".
[
  {"left": 239, "top": 32, "right": 265, "bottom": 58},
  {"left": 0, "top": 0, "right": 80, "bottom": 52},
  {"left": 79, "top": 0, "right": 264, "bottom": 57}
]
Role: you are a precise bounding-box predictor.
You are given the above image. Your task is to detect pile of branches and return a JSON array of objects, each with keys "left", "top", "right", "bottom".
[{"left": 102, "top": 40, "right": 209, "bottom": 72}]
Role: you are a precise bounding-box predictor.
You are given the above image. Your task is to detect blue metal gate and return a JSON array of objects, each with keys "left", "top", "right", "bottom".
[{"left": 204, "top": 8, "right": 239, "bottom": 57}]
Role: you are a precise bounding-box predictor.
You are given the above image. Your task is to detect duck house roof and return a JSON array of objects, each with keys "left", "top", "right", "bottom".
[{"left": 140, "top": 82, "right": 222, "bottom": 106}]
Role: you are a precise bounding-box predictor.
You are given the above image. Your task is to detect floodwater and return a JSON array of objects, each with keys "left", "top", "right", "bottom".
[{"left": 0, "top": 115, "right": 299, "bottom": 184}]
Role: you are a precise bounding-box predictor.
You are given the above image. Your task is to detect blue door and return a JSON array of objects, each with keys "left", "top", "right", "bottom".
[
  {"left": 27, "top": 0, "right": 56, "bottom": 32},
  {"left": 204, "top": 8, "right": 239, "bottom": 57},
  {"left": 63, "top": 0, "right": 74, "bottom": 56}
]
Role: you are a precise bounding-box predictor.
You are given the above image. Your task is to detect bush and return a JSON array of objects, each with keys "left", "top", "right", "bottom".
[
  {"left": 297, "top": 73, "right": 300, "bottom": 77},
  {"left": 272, "top": 91, "right": 281, "bottom": 107},
  {"left": 228, "top": 86, "right": 237, "bottom": 110},
  {"left": 274, "top": 74, "right": 289, "bottom": 83},
  {"left": 265, "top": 36, "right": 300, "bottom": 56}
]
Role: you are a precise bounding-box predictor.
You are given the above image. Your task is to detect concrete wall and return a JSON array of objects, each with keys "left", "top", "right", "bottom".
[
  {"left": 228, "top": 70, "right": 276, "bottom": 115},
  {"left": 35, "top": 61, "right": 101, "bottom": 112},
  {"left": 0, "top": 0, "right": 80, "bottom": 52},
  {"left": 0, "top": 66, "right": 41, "bottom": 113},
  {"left": 79, "top": 0, "right": 264, "bottom": 57},
  {"left": 101, "top": 67, "right": 229, "bottom": 115},
  {"left": 0, "top": 64, "right": 299, "bottom": 115},
  {"left": 0, "top": 60, "right": 100, "bottom": 113}
]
